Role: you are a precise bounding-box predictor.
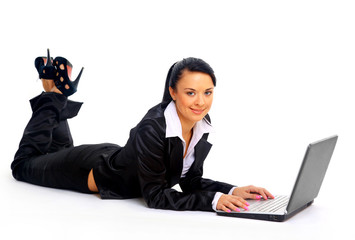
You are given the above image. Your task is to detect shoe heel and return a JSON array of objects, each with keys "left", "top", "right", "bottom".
[
  {"left": 45, "top": 48, "right": 52, "bottom": 67},
  {"left": 34, "top": 49, "right": 56, "bottom": 79},
  {"left": 73, "top": 67, "right": 84, "bottom": 89}
]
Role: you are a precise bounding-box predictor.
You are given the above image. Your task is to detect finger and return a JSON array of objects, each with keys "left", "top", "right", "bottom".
[
  {"left": 264, "top": 189, "right": 275, "bottom": 199},
  {"left": 243, "top": 192, "right": 261, "bottom": 200},
  {"left": 221, "top": 203, "right": 240, "bottom": 213},
  {"left": 244, "top": 185, "right": 275, "bottom": 200},
  {"left": 261, "top": 191, "right": 268, "bottom": 200},
  {"left": 248, "top": 189, "right": 266, "bottom": 200},
  {"left": 227, "top": 202, "right": 241, "bottom": 212},
  {"left": 258, "top": 188, "right": 274, "bottom": 200},
  {"left": 230, "top": 197, "right": 249, "bottom": 211},
  {"left": 252, "top": 194, "right": 263, "bottom": 200},
  {"left": 221, "top": 206, "right": 232, "bottom": 213},
  {"left": 252, "top": 187, "right": 268, "bottom": 200}
]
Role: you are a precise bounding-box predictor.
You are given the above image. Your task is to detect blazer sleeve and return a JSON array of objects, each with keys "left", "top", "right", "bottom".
[
  {"left": 135, "top": 119, "right": 216, "bottom": 212},
  {"left": 179, "top": 165, "right": 235, "bottom": 194},
  {"left": 179, "top": 133, "right": 235, "bottom": 194}
]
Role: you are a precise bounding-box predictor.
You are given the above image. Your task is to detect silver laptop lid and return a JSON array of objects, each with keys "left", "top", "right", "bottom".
[{"left": 286, "top": 135, "right": 338, "bottom": 214}]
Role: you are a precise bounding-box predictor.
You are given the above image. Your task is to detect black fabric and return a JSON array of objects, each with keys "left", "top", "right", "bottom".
[
  {"left": 94, "top": 102, "right": 235, "bottom": 211},
  {"left": 11, "top": 92, "right": 235, "bottom": 211},
  {"left": 10, "top": 92, "right": 106, "bottom": 193}
]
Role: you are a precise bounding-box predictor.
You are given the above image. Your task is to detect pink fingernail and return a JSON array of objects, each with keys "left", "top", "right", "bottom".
[
  {"left": 244, "top": 206, "right": 249, "bottom": 211},
  {"left": 256, "top": 195, "right": 261, "bottom": 200},
  {"left": 246, "top": 202, "right": 250, "bottom": 206},
  {"left": 235, "top": 208, "right": 240, "bottom": 212},
  {"left": 227, "top": 209, "right": 231, "bottom": 213}
]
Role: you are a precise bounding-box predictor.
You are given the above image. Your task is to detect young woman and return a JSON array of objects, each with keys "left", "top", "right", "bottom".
[{"left": 11, "top": 49, "right": 274, "bottom": 213}]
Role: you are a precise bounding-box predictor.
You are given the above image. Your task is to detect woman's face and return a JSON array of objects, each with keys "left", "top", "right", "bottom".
[{"left": 169, "top": 70, "right": 214, "bottom": 128}]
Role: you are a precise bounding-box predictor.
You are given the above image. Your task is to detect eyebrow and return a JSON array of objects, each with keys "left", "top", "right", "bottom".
[{"left": 184, "top": 87, "right": 214, "bottom": 91}]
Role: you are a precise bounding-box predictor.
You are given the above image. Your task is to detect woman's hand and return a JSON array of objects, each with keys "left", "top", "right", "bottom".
[
  {"left": 216, "top": 185, "right": 274, "bottom": 213},
  {"left": 216, "top": 194, "right": 250, "bottom": 213},
  {"left": 233, "top": 185, "right": 274, "bottom": 200}
]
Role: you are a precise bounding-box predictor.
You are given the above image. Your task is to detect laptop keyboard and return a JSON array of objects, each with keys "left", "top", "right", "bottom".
[{"left": 245, "top": 195, "right": 289, "bottom": 213}]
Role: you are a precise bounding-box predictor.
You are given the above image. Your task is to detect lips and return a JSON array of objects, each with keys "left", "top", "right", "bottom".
[{"left": 191, "top": 108, "right": 205, "bottom": 115}]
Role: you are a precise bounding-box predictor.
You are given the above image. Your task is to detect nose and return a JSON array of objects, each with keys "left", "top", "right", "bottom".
[{"left": 195, "top": 93, "right": 205, "bottom": 106}]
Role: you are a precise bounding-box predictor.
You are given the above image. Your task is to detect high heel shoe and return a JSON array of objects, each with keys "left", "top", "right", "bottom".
[
  {"left": 34, "top": 49, "right": 56, "bottom": 79},
  {"left": 53, "top": 56, "right": 84, "bottom": 97}
]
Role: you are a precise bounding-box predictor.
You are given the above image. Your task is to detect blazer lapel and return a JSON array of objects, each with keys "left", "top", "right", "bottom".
[
  {"left": 167, "top": 135, "right": 212, "bottom": 185},
  {"left": 192, "top": 137, "right": 212, "bottom": 171}
]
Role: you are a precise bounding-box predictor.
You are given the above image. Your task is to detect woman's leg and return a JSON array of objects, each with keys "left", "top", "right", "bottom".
[
  {"left": 14, "top": 143, "right": 114, "bottom": 193},
  {"left": 11, "top": 92, "right": 76, "bottom": 171},
  {"left": 10, "top": 91, "right": 95, "bottom": 192}
]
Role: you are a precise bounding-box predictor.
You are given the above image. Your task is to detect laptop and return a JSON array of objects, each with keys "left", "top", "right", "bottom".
[{"left": 217, "top": 135, "right": 338, "bottom": 222}]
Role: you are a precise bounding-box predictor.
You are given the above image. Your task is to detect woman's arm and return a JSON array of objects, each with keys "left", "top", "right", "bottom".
[
  {"left": 135, "top": 119, "right": 216, "bottom": 211},
  {"left": 179, "top": 166, "right": 235, "bottom": 194}
]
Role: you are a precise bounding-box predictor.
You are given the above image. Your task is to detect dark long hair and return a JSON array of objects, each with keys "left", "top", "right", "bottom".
[{"left": 162, "top": 57, "right": 216, "bottom": 103}]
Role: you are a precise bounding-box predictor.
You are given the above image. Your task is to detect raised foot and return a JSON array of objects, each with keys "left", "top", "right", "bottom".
[{"left": 41, "top": 79, "right": 63, "bottom": 94}]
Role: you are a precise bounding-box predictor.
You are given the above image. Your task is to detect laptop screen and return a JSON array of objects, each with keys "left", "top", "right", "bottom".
[{"left": 286, "top": 136, "right": 337, "bottom": 214}]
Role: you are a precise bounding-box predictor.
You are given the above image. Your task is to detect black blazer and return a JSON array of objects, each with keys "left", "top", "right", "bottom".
[{"left": 93, "top": 102, "right": 235, "bottom": 212}]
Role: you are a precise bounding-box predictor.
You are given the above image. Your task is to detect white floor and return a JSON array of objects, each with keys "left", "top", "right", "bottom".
[
  {"left": 1, "top": 164, "right": 353, "bottom": 240},
  {"left": 1, "top": 1, "right": 355, "bottom": 239}
]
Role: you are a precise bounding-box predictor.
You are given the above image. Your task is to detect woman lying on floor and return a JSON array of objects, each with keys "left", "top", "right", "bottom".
[{"left": 11, "top": 49, "right": 274, "bottom": 213}]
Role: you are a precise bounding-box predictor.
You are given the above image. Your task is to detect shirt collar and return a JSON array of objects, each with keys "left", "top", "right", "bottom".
[{"left": 164, "top": 101, "right": 213, "bottom": 142}]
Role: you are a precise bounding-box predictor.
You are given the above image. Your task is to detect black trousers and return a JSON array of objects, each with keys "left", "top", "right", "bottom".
[{"left": 11, "top": 92, "right": 118, "bottom": 193}]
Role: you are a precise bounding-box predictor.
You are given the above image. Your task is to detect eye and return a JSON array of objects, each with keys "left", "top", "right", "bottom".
[
  {"left": 205, "top": 91, "right": 213, "bottom": 96},
  {"left": 187, "top": 92, "right": 195, "bottom": 96}
]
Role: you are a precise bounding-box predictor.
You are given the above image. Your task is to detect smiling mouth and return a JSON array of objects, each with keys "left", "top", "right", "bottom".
[{"left": 191, "top": 108, "right": 205, "bottom": 115}]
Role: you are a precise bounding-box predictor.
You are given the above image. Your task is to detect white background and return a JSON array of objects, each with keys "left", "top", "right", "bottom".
[{"left": 0, "top": 0, "right": 354, "bottom": 239}]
